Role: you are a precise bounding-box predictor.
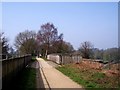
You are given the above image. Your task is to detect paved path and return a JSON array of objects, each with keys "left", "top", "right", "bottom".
[
  {"left": 46, "top": 60, "right": 59, "bottom": 68},
  {"left": 37, "top": 58, "right": 83, "bottom": 89}
]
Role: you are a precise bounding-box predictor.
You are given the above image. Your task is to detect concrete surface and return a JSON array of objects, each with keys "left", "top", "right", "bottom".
[{"left": 37, "top": 58, "right": 83, "bottom": 89}]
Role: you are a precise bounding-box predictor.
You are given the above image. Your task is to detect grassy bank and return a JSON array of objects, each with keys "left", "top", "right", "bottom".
[
  {"left": 8, "top": 57, "right": 37, "bottom": 90},
  {"left": 41, "top": 57, "right": 48, "bottom": 61},
  {"left": 32, "top": 56, "right": 37, "bottom": 61},
  {"left": 11, "top": 67, "right": 36, "bottom": 90},
  {"left": 56, "top": 64, "right": 120, "bottom": 89}
]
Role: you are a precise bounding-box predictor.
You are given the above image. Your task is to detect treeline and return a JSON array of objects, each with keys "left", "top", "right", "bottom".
[
  {"left": 93, "top": 47, "right": 120, "bottom": 62},
  {"left": 0, "top": 22, "right": 119, "bottom": 62},
  {"left": 14, "top": 23, "right": 74, "bottom": 57},
  {"left": 78, "top": 41, "right": 119, "bottom": 62},
  {"left": 0, "top": 22, "right": 74, "bottom": 59}
]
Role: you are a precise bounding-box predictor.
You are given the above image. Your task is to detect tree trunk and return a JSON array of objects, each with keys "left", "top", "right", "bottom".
[{"left": 45, "top": 50, "right": 47, "bottom": 58}]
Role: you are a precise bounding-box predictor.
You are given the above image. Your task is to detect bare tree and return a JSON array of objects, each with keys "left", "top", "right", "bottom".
[
  {"left": 0, "top": 32, "right": 9, "bottom": 59},
  {"left": 14, "top": 30, "right": 38, "bottom": 55},
  {"left": 79, "top": 41, "right": 93, "bottom": 59},
  {"left": 60, "top": 41, "right": 74, "bottom": 53},
  {"left": 37, "top": 22, "right": 63, "bottom": 57},
  {"left": 51, "top": 40, "right": 74, "bottom": 54}
]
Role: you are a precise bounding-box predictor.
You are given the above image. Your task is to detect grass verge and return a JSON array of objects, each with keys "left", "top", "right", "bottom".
[
  {"left": 10, "top": 67, "right": 36, "bottom": 90},
  {"left": 42, "top": 57, "right": 48, "bottom": 61},
  {"left": 32, "top": 56, "right": 37, "bottom": 61},
  {"left": 56, "top": 64, "right": 120, "bottom": 89}
]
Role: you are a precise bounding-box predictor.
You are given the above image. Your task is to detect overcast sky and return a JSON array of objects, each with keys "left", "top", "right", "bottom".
[{"left": 1, "top": 2, "right": 118, "bottom": 50}]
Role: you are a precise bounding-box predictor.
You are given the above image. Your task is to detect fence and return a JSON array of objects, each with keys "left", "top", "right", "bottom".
[
  {"left": 2, "top": 55, "right": 32, "bottom": 88},
  {"left": 47, "top": 54, "right": 82, "bottom": 65},
  {"left": 47, "top": 54, "right": 61, "bottom": 64},
  {"left": 62, "top": 54, "right": 82, "bottom": 65}
]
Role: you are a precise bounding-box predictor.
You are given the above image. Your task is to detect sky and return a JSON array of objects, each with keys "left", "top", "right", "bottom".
[{"left": 1, "top": 2, "right": 118, "bottom": 50}]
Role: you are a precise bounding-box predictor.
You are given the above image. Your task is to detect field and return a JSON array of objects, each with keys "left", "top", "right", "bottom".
[{"left": 56, "top": 60, "right": 120, "bottom": 89}]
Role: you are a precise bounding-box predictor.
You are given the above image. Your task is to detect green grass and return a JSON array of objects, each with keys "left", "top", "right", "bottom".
[
  {"left": 12, "top": 68, "right": 36, "bottom": 90},
  {"left": 32, "top": 56, "right": 37, "bottom": 61},
  {"left": 56, "top": 64, "right": 119, "bottom": 89},
  {"left": 92, "top": 72, "right": 105, "bottom": 79},
  {"left": 56, "top": 65, "right": 98, "bottom": 88},
  {"left": 42, "top": 57, "right": 48, "bottom": 61}
]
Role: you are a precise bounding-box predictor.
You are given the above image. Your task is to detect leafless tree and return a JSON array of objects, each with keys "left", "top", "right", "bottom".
[
  {"left": 79, "top": 41, "right": 93, "bottom": 59},
  {"left": 0, "top": 32, "right": 9, "bottom": 59},
  {"left": 37, "top": 22, "right": 63, "bottom": 57},
  {"left": 14, "top": 30, "right": 38, "bottom": 55}
]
